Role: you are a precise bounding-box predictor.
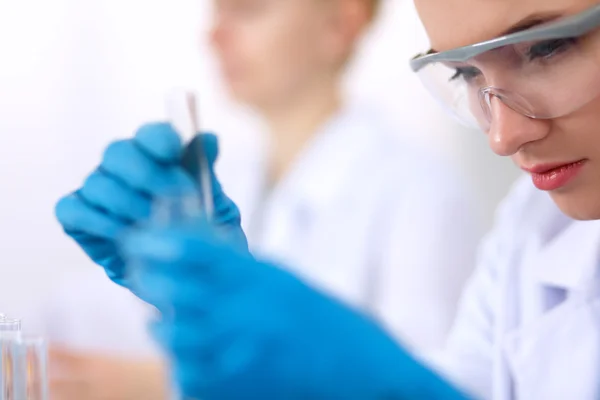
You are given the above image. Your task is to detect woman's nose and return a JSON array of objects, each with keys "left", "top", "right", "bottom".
[{"left": 487, "top": 96, "right": 550, "bottom": 156}]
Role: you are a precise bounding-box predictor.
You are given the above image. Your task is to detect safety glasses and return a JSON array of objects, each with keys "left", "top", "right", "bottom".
[{"left": 410, "top": 5, "right": 600, "bottom": 131}]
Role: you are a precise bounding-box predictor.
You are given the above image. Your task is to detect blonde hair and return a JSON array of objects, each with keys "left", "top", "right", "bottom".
[{"left": 367, "top": 0, "right": 381, "bottom": 21}]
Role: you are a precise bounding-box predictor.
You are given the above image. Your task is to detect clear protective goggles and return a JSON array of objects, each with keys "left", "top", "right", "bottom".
[{"left": 410, "top": 5, "right": 600, "bottom": 131}]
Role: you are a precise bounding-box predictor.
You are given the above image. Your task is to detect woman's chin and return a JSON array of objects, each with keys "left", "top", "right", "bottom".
[{"left": 551, "top": 190, "right": 600, "bottom": 221}]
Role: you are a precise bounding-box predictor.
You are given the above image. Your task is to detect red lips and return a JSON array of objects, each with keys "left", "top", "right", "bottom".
[{"left": 523, "top": 160, "right": 587, "bottom": 191}]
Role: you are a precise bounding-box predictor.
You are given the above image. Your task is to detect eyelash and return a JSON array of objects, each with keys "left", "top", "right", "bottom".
[
  {"left": 526, "top": 37, "right": 577, "bottom": 61},
  {"left": 449, "top": 38, "right": 578, "bottom": 82},
  {"left": 450, "top": 67, "right": 481, "bottom": 83}
]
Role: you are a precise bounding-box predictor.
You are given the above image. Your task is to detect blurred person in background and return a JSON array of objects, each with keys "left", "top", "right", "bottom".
[
  {"left": 33, "top": 0, "right": 481, "bottom": 398},
  {"left": 211, "top": 0, "right": 480, "bottom": 350}
]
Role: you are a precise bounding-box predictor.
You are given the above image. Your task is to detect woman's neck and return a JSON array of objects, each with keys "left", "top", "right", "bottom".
[{"left": 261, "top": 80, "right": 342, "bottom": 184}]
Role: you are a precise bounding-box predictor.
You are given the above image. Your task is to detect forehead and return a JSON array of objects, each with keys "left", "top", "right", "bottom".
[{"left": 414, "top": 0, "right": 598, "bottom": 51}]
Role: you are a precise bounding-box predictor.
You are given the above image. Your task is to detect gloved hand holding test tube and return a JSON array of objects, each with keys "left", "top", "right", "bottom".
[
  {"left": 55, "top": 89, "right": 249, "bottom": 399},
  {"left": 56, "top": 94, "right": 467, "bottom": 399}
]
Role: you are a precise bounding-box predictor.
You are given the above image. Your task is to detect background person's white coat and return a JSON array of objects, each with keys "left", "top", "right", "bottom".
[
  {"left": 219, "top": 104, "right": 483, "bottom": 350},
  {"left": 433, "top": 176, "right": 600, "bottom": 400}
]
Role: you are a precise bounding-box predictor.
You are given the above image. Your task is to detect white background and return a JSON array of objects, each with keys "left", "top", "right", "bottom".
[{"left": 0, "top": 0, "right": 520, "bottom": 315}]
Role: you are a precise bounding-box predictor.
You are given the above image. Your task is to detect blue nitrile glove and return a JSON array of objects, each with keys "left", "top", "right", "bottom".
[
  {"left": 121, "top": 221, "right": 469, "bottom": 400},
  {"left": 55, "top": 123, "right": 246, "bottom": 288}
]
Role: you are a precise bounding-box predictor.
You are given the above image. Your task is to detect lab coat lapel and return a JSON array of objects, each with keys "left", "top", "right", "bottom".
[
  {"left": 253, "top": 107, "right": 372, "bottom": 272},
  {"left": 503, "top": 220, "right": 600, "bottom": 400},
  {"left": 216, "top": 132, "right": 270, "bottom": 236}
]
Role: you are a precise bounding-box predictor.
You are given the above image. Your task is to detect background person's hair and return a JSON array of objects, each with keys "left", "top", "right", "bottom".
[{"left": 367, "top": 0, "right": 381, "bottom": 21}]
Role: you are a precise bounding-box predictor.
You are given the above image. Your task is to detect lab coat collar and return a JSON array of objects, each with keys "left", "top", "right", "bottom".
[{"left": 534, "top": 217, "right": 600, "bottom": 293}]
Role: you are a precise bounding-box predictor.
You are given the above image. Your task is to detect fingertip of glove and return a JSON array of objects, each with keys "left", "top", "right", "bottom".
[
  {"left": 135, "top": 122, "right": 183, "bottom": 163},
  {"left": 54, "top": 192, "right": 80, "bottom": 226}
]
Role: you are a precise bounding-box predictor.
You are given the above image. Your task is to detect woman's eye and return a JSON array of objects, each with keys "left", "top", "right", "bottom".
[
  {"left": 527, "top": 38, "right": 577, "bottom": 60},
  {"left": 450, "top": 67, "right": 482, "bottom": 83}
]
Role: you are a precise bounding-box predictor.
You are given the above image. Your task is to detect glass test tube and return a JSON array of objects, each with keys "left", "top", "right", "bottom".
[
  {"left": 15, "top": 337, "right": 47, "bottom": 400},
  {"left": 0, "top": 318, "right": 47, "bottom": 400},
  {"left": 0, "top": 318, "right": 22, "bottom": 400}
]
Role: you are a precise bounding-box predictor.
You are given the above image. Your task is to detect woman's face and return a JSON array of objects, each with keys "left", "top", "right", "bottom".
[
  {"left": 211, "top": 0, "right": 364, "bottom": 110},
  {"left": 415, "top": 0, "right": 600, "bottom": 220}
]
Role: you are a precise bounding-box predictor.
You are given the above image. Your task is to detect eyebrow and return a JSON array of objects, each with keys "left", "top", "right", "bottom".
[
  {"left": 427, "top": 12, "right": 563, "bottom": 54},
  {"left": 502, "top": 13, "right": 562, "bottom": 35}
]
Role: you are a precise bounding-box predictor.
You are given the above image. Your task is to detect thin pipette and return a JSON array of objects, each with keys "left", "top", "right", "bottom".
[
  {"left": 185, "top": 93, "right": 214, "bottom": 220},
  {"left": 165, "top": 90, "right": 214, "bottom": 220}
]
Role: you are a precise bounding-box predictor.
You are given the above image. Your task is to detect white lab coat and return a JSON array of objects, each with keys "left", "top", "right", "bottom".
[
  {"left": 435, "top": 175, "right": 600, "bottom": 399},
  {"left": 218, "top": 104, "right": 482, "bottom": 351}
]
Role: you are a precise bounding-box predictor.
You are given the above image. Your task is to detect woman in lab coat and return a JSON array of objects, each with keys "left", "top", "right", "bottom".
[
  {"left": 37, "top": 0, "right": 480, "bottom": 398},
  {"left": 406, "top": 0, "right": 600, "bottom": 397}
]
